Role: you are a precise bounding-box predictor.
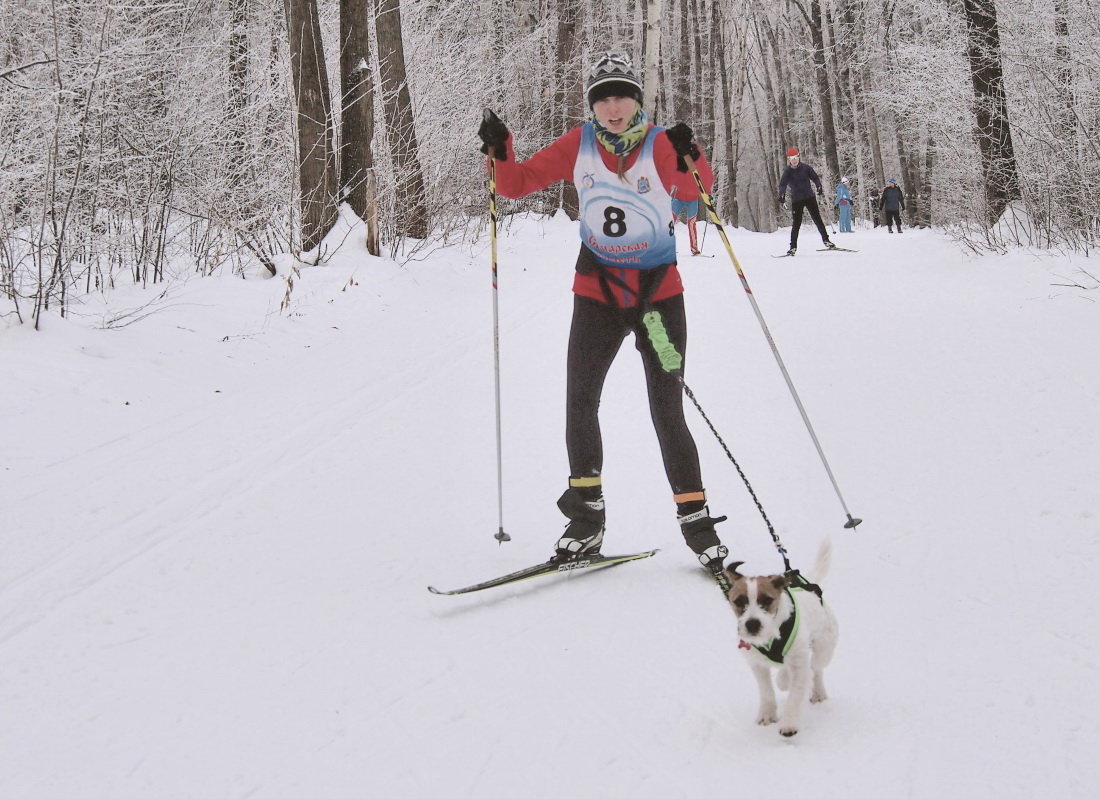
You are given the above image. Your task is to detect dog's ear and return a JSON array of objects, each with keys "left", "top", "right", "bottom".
[
  {"left": 725, "top": 560, "right": 745, "bottom": 577},
  {"left": 771, "top": 575, "right": 789, "bottom": 590}
]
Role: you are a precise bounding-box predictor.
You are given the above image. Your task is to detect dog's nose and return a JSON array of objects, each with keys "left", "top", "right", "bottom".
[{"left": 745, "top": 618, "right": 761, "bottom": 635}]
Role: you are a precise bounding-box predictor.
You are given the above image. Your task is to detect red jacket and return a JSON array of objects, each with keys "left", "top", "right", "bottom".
[{"left": 491, "top": 125, "right": 715, "bottom": 308}]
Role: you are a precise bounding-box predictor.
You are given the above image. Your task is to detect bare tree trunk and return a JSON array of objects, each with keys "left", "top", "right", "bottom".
[
  {"left": 754, "top": 15, "right": 790, "bottom": 226},
  {"left": 643, "top": 0, "right": 662, "bottom": 115},
  {"left": 856, "top": 51, "right": 885, "bottom": 196},
  {"left": 848, "top": 66, "right": 866, "bottom": 223},
  {"left": 961, "top": 0, "right": 1021, "bottom": 225},
  {"left": 340, "top": 0, "right": 378, "bottom": 254},
  {"left": 375, "top": 0, "right": 429, "bottom": 240},
  {"left": 1052, "top": 0, "right": 1076, "bottom": 149},
  {"left": 227, "top": 0, "right": 248, "bottom": 185},
  {"left": 672, "top": 0, "right": 691, "bottom": 124},
  {"left": 806, "top": 0, "right": 840, "bottom": 183},
  {"left": 284, "top": 0, "right": 339, "bottom": 252},
  {"left": 1052, "top": 0, "right": 1085, "bottom": 239},
  {"left": 692, "top": 0, "right": 714, "bottom": 152},
  {"left": 554, "top": 0, "right": 583, "bottom": 219},
  {"left": 896, "top": 129, "right": 920, "bottom": 226},
  {"left": 717, "top": 16, "right": 750, "bottom": 226}
]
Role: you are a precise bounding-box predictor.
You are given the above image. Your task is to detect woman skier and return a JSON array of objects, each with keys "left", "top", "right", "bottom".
[{"left": 476, "top": 51, "right": 729, "bottom": 576}]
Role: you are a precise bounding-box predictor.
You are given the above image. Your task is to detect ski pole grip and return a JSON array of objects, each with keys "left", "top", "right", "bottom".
[{"left": 643, "top": 310, "right": 683, "bottom": 373}]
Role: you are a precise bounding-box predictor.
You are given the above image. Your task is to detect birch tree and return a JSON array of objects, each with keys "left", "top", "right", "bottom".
[{"left": 643, "top": 0, "right": 662, "bottom": 113}]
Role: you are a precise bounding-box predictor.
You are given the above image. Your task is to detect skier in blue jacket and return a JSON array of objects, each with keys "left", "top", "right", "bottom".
[
  {"left": 835, "top": 176, "right": 853, "bottom": 233},
  {"left": 778, "top": 148, "right": 835, "bottom": 255}
]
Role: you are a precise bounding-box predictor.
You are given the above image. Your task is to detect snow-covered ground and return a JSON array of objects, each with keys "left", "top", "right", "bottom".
[{"left": 3, "top": 213, "right": 1097, "bottom": 798}]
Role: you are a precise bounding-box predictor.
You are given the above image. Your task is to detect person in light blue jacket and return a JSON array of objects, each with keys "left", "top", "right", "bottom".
[{"left": 835, "top": 176, "right": 853, "bottom": 232}]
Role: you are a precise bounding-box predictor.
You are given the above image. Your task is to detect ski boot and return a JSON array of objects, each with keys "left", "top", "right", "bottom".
[
  {"left": 824, "top": 240, "right": 838, "bottom": 249},
  {"left": 786, "top": 246, "right": 797, "bottom": 256},
  {"left": 553, "top": 480, "right": 605, "bottom": 562},
  {"left": 677, "top": 497, "right": 728, "bottom": 576}
]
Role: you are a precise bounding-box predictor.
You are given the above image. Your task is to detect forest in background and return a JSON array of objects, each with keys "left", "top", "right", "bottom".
[{"left": 3, "top": 0, "right": 1099, "bottom": 327}]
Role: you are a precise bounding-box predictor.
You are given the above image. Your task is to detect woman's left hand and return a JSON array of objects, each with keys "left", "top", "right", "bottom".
[{"left": 666, "top": 123, "right": 700, "bottom": 172}]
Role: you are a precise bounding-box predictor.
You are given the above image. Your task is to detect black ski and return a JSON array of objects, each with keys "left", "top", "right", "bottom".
[
  {"left": 817, "top": 246, "right": 859, "bottom": 252},
  {"left": 428, "top": 549, "right": 658, "bottom": 596}
]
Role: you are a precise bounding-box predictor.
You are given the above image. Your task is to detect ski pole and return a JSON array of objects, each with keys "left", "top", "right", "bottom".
[
  {"left": 683, "top": 154, "right": 862, "bottom": 531},
  {"left": 823, "top": 190, "right": 837, "bottom": 236},
  {"left": 486, "top": 139, "right": 510, "bottom": 544}
]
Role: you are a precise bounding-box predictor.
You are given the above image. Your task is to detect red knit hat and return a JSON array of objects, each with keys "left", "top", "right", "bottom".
[{"left": 786, "top": 147, "right": 800, "bottom": 157}]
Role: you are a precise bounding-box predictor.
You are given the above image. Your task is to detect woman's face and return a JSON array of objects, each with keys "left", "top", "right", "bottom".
[{"left": 593, "top": 96, "right": 638, "bottom": 134}]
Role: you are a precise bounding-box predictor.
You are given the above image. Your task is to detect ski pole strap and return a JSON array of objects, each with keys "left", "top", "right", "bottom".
[{"left": 642, "top": 310, "right": 683, "bottom": 373}]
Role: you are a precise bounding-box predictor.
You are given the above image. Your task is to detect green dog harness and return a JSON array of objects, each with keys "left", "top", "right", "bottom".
[{"left": 740, "top": 584, "right": 821, "bottom": 665}]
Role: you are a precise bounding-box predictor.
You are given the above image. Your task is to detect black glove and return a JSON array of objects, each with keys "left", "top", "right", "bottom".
[
  {"left": 778, "top": 195, "right": 786, "bottom": 206},
  {"left": 478, "top": 108, "right": 508, "bottom": 161},
  {"left": 666, "top": 122, "right": 701, "bottom": 172},
  {"left": 816, "top": 187, "right": 823, "bottom": 197}
]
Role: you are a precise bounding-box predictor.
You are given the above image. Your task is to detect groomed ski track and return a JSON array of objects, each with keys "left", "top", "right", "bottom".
[{"left": 2, "top": 216, "right": 1096, "bottom": 798}]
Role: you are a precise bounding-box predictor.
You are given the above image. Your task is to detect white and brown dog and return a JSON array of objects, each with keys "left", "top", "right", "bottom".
[{"left": 723, "top": 537, "right": 838, "bottom": 737}]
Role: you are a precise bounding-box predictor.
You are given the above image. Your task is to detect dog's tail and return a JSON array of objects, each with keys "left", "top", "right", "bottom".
[{"left": 806, "top": 536, "right": 833, "bottom": 585}]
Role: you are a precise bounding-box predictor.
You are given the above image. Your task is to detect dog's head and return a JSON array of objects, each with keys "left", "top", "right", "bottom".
[{"left": 723, "top": 566, "right": 792, "bottom": 645}]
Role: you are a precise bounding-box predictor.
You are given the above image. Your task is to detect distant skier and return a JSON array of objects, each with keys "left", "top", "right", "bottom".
[
  {"left": 778, "top": 147, "right": 835, "bottom": 256},
  {"left": 477, "top": 51, "right": 729, "bottom": 576},
  {"left": 835, "top": 176, "right": 853, "bottom": 233},
  {"left": 671, "top": 193, "right": 702, "bottom": 255},
  {"left": 880, "top": 178, "right": 905, "bottom": 233}
]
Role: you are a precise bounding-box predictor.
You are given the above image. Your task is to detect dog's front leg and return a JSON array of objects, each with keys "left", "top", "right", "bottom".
[
  {"left": 778, "top": 650, "right": 812, "bottom": 736},
  {"left": 748, "top": 657, "right": 777, "bottom": 725}
]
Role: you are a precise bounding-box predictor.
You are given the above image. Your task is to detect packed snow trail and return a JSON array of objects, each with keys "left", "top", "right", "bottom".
[{"left": 2, "top": 217, "right": 1097, "bottom": 798}]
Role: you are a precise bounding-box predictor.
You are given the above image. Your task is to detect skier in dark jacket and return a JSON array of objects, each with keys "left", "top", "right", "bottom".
[
  {"left": 477, "top": 52, "right": 728, "bottom": 576},
  {"left": 778, "top": 147, "right": 835, "bottom": 256},
  {"left": 879, "top": 178, "right": 905, "bottom": 233}
]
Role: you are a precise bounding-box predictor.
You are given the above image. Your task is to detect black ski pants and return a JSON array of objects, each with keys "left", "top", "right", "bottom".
[
  {"left": 884, "top": 209, "right": 903, "bottom": 231},
  {"left": 565, "top": 293, "right": 702, "bottom": 495},
  {"left": 790, "top": 196, "right": 829, "bottom": 248}
]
